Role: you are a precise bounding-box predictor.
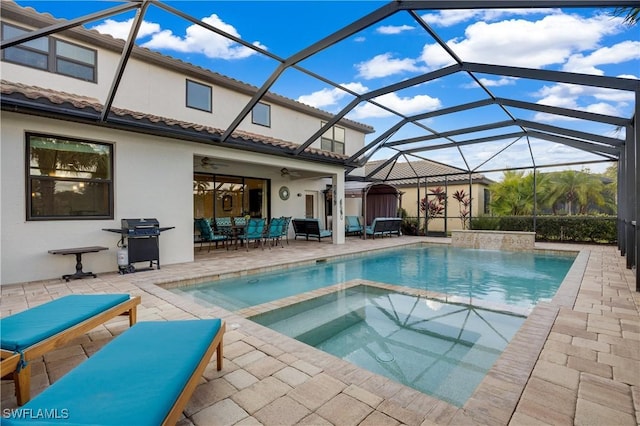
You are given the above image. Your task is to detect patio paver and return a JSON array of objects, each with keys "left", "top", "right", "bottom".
[{"left": 1, "top": 238, "right": 638, "bottom": 425}]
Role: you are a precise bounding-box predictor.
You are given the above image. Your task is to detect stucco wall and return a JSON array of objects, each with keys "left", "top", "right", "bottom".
[
  {"left": 399, "top": 182, "right": 489, "bottom": 232},
  {"left": 1, "top": 16, "right": 367, "bottom": 157},
  {"left": 1, "top": 112, "right": 343, "bottom": 284}
]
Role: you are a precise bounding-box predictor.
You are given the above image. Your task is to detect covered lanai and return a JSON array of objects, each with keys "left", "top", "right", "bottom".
[{"left": 1, "top": 0, "right": 638, "bottom": 289}]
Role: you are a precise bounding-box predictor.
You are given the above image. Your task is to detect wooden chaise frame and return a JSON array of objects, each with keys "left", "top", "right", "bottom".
[
  {"left": 163, "top": 320, "right": 225, "bottom": 425},
  {"left": 0, "top": 295, "right": 141, "bottom": 405}
]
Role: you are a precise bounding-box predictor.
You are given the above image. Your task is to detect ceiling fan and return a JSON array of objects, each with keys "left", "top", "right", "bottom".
[
  {"left": 280, "top": 167, "right": 302, "bottom": 178},
  {"left": 197, "top": 157, "right": 228, "bottom": 170}
]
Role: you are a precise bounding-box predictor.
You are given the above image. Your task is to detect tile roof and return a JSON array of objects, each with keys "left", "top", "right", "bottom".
[
  {"left": 1, "top": 80, "right": 348, "bottom": 162},
  {"left": 0, "top": 0, "right": 374, "bottom": 135},
  {"left": 365, "top": 159, "right": 491, "bottom": 185}
]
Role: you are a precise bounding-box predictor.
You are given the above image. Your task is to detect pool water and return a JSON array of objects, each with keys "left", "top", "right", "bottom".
[
  {"left": 173, "top": 245, "right": 575, "bottom": 313},
  {"left": 172, "top": 245, "right": 575, "bottom": 407},
  {"left": 250, "top": 285, "right": 526, "bottom": 407}
]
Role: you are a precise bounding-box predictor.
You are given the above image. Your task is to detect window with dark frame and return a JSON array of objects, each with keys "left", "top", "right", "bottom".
[
  {"left": 1, "top": 23, "right": 97, "bottom": 82},
  {"left": 26, "top": 133, "right": 114, "bottom": 220},
  {"left": 186, "top": 79, "right": 212, "bottom": 112},
  {"left": 320, "top": 121, "right": 345, "bottom": 155},
  {"left": 252, "top": 102, "right": 271, "bottom": 127}
]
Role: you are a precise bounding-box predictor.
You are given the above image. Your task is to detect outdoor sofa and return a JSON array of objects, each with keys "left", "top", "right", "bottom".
[
  {"left": 365, "top": 217, "right": 402, "bottom": 239},
  {"left": 292, "top": 218, "right": 332, "bottom": 241}
]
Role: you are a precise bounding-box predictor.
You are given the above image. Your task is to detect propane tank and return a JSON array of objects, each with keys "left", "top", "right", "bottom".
[{"left": 117, "top": 246, "right": 128, "bottom": 268}]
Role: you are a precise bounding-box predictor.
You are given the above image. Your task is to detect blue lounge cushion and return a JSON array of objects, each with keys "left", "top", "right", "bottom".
[
  {"left": 4, "top": 320, "right": 222, "bottom": 426},
  {"left": 1, "top": 294, "right": 130, "bottom": 352}
]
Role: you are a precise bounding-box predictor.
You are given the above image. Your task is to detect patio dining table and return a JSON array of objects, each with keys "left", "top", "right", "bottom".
[{"left": 222, "top": 225, "right": 245, "bottom": 250}]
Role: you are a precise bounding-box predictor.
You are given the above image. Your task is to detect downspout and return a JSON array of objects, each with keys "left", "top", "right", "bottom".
[
  {"left": 533, "top": 166, "right": 537, "bottom": 233},
  {"left": 467, "top": 174, "right": 471, "bottom": 231},
  {"left": 444, "top": 175, "right": 448, "bottom": 235}
]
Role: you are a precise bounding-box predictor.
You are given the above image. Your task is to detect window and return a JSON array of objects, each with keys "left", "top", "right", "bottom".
[
  {"left": 320, "top": 121, "right": 345, "bottom": 154},
  {"left": 186, "top": 79, "right": 212, "bottom": 112},
  {"left": 54, "top": 39, "right": 96, "bottom": 81},
  {"left": 26, "top": 133, "right": 113, "bottom": 220},
  {"left": 2, "top": 23, "right": 96, "bottom": 82},
  {"left": 252, "top": 102, "right": 270, "bottom": 127}
]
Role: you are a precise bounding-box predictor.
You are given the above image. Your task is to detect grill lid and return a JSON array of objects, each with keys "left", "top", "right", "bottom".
[{"left": 121, "top": 218, "right": 160, "bottom": 229}]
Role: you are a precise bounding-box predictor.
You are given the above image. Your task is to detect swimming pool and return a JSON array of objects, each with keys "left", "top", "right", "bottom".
[
  {"left": 172, "top": 245, "right": 576, "bottom": 314},
  {"left": 171, "top": 244, "right": 575, "bottom": 406}
]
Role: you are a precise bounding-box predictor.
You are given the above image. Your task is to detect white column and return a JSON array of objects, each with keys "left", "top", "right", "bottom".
[{"left": 332, "top": 172, "right": 345, "bottom": 244}]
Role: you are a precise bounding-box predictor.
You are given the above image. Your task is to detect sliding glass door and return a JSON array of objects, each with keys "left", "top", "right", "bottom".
[{"left": 194, "top": 173, "right": 269, "bottom": 220}]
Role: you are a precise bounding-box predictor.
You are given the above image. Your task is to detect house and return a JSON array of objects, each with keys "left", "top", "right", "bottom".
[
  {"left": 0, "top": 1, "right": 373, "bottom": 284},
  {"left": 364, "top": 159, "right": 494, "bottom": 233}
]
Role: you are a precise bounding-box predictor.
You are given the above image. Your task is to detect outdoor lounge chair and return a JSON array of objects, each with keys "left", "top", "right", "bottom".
[
  {"left": 345, "top": 216, "right": 363, "bottom": 236},
  {"left": 292, "top": 218, "right": 332, "bottom": 242},
  {"left": 3, "top": 319, "right": 225, "bottom": 426},
  {"left": 0, "top": 294, "right": 140, "bottom": 405}
]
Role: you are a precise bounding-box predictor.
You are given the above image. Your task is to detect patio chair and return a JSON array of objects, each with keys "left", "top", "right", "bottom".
[
  {"left": 195, "top": 218, "right": 228, "bottom": 251},
  {"left": 214, "top": 216, "right": 233, "bottom": 233},
  {"left": 280, "top": 216, "right": 291, "bottom": 245},
  {"left": 0, "top": 294, "right": 140, "bottom": 405},
  {"left": 238, "top": 218, "right": 266, "bottom": 250},
  {"left": 233, "top": 216, "right": 247, "bottom": 227},
  {"left": 264, "top": 217, "right": 284, "bottom": 248},
  {"left": 214, "top": 216, "right": 236, "bottom": 246},
  {"left": 345, "top": 216, "right": 363, "bottom": 236},
  {"left": 3, "top": 319, "right": 225, "bottom": 426}
]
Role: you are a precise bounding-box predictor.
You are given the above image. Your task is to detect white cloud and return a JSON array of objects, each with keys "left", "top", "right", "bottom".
[
  {"left": 420, "top": 8, "right": 558, "bottom": 27},
  {"left": 350, "top": 92, "right": 441, "bottom": 119},
  {"left": 420, "top": 13, "right": 624, "bottom": 69},
  {"left": 532, "top": 82, "right": 633, "bottom": 122},
  {"left": 141, "top": 14, "right": 266, "bottom": 59},
  {"left": 91, "top": 18, "right": 161, "bottom": 41},
  {"left": 354, "top": 36, "right": 366, "bottom": 43},
  {"left": 296, "top": 82, "right": 368, "bottom": 109},
  {"left": 463, "top": 77, "right": 517, "bottom": 88},
  {"left": 93, "top": 13, "right": 266, "bottom": 60},
  {"left": 563, "top": 41, "right": 640, "bottom": 75},
  {"left": 376, "top": 25, "right": 415, "bottom": 35},
  {"left": 356, "top": 53, "right": 427, "bottom": 79},
  {"left": 536, "top": 83, "right": 634, "bottom": 105}
]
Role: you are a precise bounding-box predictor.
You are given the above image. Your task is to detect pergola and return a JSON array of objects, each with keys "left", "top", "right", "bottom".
[{"left": 1, "top": 0, "right": 638, "bottom": 289}]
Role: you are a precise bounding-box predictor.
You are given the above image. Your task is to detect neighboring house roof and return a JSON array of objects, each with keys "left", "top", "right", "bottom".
[
  {"left": 365, "top": 159, "right": 493, "bottom": 186},
  {"left": 1, "top": 80, "right": 347, "bottom": 163},
  {"left": 0, "top": 0, "right": 374, "bottom": 135}
]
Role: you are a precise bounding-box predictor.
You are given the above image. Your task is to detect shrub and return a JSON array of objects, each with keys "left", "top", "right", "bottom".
[{"left": 471, "top": 215, "right": 616, "bottom": 243}]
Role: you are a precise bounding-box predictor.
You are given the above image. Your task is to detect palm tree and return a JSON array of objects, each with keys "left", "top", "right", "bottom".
[
  {"left": 489, "top": 170, "right": 536, "bottom": 215},
  {"left": 548, "top": 170, "right": 605, "bottom": 215},
  {"left": 613, "top": 7, "right": 639, "bottom": 25}
]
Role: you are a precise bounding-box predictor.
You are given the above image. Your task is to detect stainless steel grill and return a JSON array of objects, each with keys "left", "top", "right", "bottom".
[{"left": 103, "top": 218, "right": 174, "bottom": 273}]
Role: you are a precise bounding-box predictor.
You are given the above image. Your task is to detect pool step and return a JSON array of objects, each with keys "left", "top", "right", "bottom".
[{"left": 256, "top": 292, "right": 368, "bottom": 339}]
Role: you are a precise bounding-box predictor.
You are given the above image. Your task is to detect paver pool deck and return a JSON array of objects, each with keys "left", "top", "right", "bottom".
[{"left": 1, "top": 237, "right": 638, "bottom": 425}]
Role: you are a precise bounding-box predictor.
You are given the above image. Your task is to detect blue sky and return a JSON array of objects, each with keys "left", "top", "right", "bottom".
[{"left": 14, "top": 1, "right": 640, "bottom": 175}]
